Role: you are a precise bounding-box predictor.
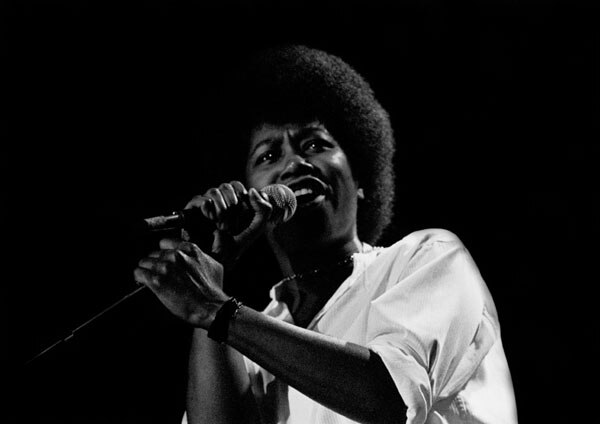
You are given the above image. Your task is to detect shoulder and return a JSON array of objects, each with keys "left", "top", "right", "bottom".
[
  {"left": 381, "top": 228, "right": 465, "bottom": 264},
  {"left": 402, "top": 228, "right": 461, "bottom": 244},
  {"left": 363, "top": 229, "right": 476, "bottom": 290},
  {"left": 368, "top": 229, "right": 491, "bottom": 317}
]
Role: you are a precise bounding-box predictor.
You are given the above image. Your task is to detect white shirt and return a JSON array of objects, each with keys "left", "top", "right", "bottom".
[{"left": 242, "top": 229, "right": 517, "bottom": 424}]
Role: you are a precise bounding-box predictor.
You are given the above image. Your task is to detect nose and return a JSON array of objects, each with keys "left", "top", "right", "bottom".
[{"left": 280, "top": 153, "right": 314, "bottom": 181}]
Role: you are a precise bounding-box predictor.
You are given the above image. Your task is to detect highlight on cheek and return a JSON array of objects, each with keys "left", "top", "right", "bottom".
[{"left": 330, "top": 149, "right": 349, "bottom": 167}]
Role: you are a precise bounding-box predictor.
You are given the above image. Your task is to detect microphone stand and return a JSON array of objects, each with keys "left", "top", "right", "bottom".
[
  {"left": 23, "top": 221, "right": 187, "bottom": 367},
  {"left": 24, "top": 285, "right": 147, "bottom": 366}
]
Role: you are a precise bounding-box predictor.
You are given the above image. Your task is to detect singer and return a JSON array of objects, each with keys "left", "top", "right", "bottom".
[{"left": 134, "top": 46, "right": 517, "bottom": 424}]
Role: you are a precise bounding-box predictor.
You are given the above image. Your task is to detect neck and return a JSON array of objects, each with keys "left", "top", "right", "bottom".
[{"left": 269, "top": 235, "right": 363, "bottom": 279}]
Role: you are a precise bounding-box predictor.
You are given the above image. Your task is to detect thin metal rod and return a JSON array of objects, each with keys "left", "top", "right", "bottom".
[{"left": 25, "top": 285, "right": 147, "bottom": 366}]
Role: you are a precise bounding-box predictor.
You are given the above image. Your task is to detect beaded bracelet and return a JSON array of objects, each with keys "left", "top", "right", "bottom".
[{"left": 207, "top": 297, "right": 243, "bottom": 343}]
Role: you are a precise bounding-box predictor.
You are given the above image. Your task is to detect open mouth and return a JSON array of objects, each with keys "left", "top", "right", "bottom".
[{"left": 287, "top": 178, "right": 329, "bottom": 206}]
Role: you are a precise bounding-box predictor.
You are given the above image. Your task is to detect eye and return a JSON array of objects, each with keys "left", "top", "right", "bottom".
[
  {"left": 254, "top": 149, "right": 280, "bottom": 166},
  {"left": 302, "top": 138, "right": 332, "bottom": 153}
]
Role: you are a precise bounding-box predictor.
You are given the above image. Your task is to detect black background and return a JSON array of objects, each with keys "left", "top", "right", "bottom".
[{"left": 4, "top": 1, "right": 599, "bottom": 423}]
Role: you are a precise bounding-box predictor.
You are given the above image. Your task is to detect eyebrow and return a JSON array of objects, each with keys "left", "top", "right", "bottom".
[
  {"left": 295, "top": 126, "right": 331, "bottom": 140},
  {"left": 248, "top": 137, "right": 281, "bottom": 158},
  {"left": 248, "top": 126, "right": 332, "bottom": 158}
]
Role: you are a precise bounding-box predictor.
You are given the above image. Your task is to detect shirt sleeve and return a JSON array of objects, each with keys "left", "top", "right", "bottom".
[{"left": 366, "top": 236, "right": 498, "bottom": 424}]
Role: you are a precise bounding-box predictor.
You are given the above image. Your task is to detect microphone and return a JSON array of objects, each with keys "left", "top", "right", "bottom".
[
  {"left": 24, "top": 185, "right": 295, "bottom": 367},
  {"left": 141, "top": 184, "right": 297, "bottom": 232}
]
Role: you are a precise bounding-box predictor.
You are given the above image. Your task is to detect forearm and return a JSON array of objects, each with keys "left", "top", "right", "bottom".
[
  {"left": 226, "top": 306, "right": 407, "bottom": 424},
  {"left": 186, "top": 328, "right": 260, "bottom": 424}
]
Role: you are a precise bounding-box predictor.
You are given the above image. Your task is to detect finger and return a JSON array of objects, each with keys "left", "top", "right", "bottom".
[
  {"left": 211, "top": 228, "right": 235, "bottom": 258},
  {"left": 218, "top": 183, "right": 239, "bottom": 208},
  {"left": 204, "top": 187, "right": 228, "bottom": 220},
  {"left": 184, "top": 194, "right": 204, "bottom": 210},
  {"left": 138, "top": 257, "right": 157, "bottom": 271},
  {"left": 184, "top": 194, "right": 211, "bottom": 211},
  {"left": 148, "top": 250, "right": 161, "bottom": 258},
  {"left": 180, "top": 228, "right": 191, "bottom": 242},
  {"left": 158, "top": 238, "right": 186, "bottom": 250},
  {"left": 229, "top": 181, "right": 248, "bottom": 199},
  {"left": 225, "top": 181, "right": 254, "bottom": 234},
  {"left": 199, "top": 197, "right": 216, "bottom": 220},
  {"left": 158, "top": 237, "right": 197, "bottom": 255},
  {"left": 138, "top": 257, "right": 170, "bottom": 274},
  {"left": 233, "top": 188, "right": 272, "bottom": 246},
  {"left": 134, "top": 267, "right": 161, "bottom": 289},
  {"left": 215, "top": 183, "right": 240, "bottom": 231},
  {"left": 157, "top": 238, "right": 202, "bottom": 261},
  {"left": 249, "top": 187, "right": 273, "bottom": 218},
  {"left": 147, "top": 250, "right": 178, "bottom": 265},
  {"left": 184, "top": 195, "right": 216, "bottom": 221},
  {"left": 180, "top": 241, "right": 203, "bottom": 258}
]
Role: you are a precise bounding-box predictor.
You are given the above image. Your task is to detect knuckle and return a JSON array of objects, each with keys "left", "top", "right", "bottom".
[
  {"left": 148, "top": 250, "right": 161, "bottom": 258},
  {"left": 154, "top": 261, "right": 167, "bottom": 274},
  {"left": 158, "top": 238, "right": 174, "bottom": 250},
  {"left": 150, "top": 274, "right": 162, "bottom": 287},
  {"left": 162, "top": 261, "right": 174, "bottom": 274},
  {"left": 220, "top": 183, "right": 237, "bottom": 205},
  {"left": 230, "top": 180, "right": 245, "bottom": 190},
  {"left": 230, "top": 181, "right": 248, "bottom": 197},
  {"left": 160, "top": 252, "right": 175, "bottom": 265},
  {"left": 190, "top": 243, "right": 203, "bottom": 257},
  {"left": 185, "top": 195, "right": 205, "bottom": 209},
  {"left": 133, "top": 268, "right": 144, "bottom": 280},
  {"left": 177, "top": 242, "right": 194, "bottom": 256},
  {"left": 174, "top": 249, "right": 188, "bottom": 261},
  {"left": 220, "top": 182, "right": 233, "bottom": 191}
]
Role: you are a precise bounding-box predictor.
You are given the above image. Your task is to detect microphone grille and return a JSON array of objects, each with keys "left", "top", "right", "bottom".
[{"left": 261, "top": 184, "right": 297, "bottom": 223}]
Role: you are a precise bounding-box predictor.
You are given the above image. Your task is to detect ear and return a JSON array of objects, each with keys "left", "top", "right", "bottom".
[{"left": 357, "top": 187, "right": 365, "bottom": 200}]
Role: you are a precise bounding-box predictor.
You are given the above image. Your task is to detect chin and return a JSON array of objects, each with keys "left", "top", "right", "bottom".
[{"left": 271, "top": 209, "right": 338, "bottom": 248}]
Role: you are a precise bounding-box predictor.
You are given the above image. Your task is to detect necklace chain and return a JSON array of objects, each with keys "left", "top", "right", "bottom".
[{"left": 280, "top": 254, "right": 355, "bottom": 284}]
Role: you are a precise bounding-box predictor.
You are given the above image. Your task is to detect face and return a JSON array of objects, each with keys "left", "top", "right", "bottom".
[{"left": 245, "top": 121, "right": 363, "bottom": 245}]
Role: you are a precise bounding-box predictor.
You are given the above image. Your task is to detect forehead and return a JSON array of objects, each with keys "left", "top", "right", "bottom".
[{"left": 249, "top": 121, "right": 328, "bottom": 147}]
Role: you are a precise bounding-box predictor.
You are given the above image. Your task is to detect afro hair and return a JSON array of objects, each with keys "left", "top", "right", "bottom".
[{"left": 221, "top": 45, "right": 396, "bottom": 244}]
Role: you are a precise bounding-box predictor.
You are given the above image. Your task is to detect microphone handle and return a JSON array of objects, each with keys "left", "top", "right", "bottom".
[{"left": 143, "top": 208, "right": 208, "bottom": 232}]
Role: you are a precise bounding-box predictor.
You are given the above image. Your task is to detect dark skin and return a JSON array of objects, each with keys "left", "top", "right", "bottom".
[{"left": 134, "top": 122, "right": 407, "bottom": 423}]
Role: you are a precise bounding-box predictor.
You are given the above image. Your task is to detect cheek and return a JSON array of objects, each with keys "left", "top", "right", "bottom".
[
  {"left": 245, "top": 168, "right": 270, "bottom": 190},
  {"left": 244, "top": 173, "right": 260, "bottom": 190},
  {"left": 330, "top": 151, "right": 356, "bottom": 182},
  {"left": 245, "top": 161, "right": 263, "bottom": 189},
  {"left": 244, "top": 166, "right": 254, "bottom": 187}
]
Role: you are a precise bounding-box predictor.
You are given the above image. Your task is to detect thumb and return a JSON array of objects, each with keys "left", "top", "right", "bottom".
[
  {"left": 233, "top": 188, "right": 273, "bottom": 248},
  {"left": 211, "top": 229, "right": 236, "bottom": 260}
]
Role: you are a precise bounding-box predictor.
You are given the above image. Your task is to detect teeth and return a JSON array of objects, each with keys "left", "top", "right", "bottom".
[{"left": 294, "top": 188, "right": 313, "bottom": 197}]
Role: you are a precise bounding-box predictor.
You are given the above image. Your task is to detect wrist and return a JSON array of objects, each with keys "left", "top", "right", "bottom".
[
  {"left": 207, "top": 297, "right": 244, "bottom": 343},
  {"left": 190, "top": 296, "right": 228, "bottom": 329}
]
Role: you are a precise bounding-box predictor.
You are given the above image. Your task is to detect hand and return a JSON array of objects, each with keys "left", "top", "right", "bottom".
[
  {"left": 184, "top": 181, "right": 274, "bottom": 265},
  {"left": 134, "top": 238, "right": 229, "bottom": 328}
]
